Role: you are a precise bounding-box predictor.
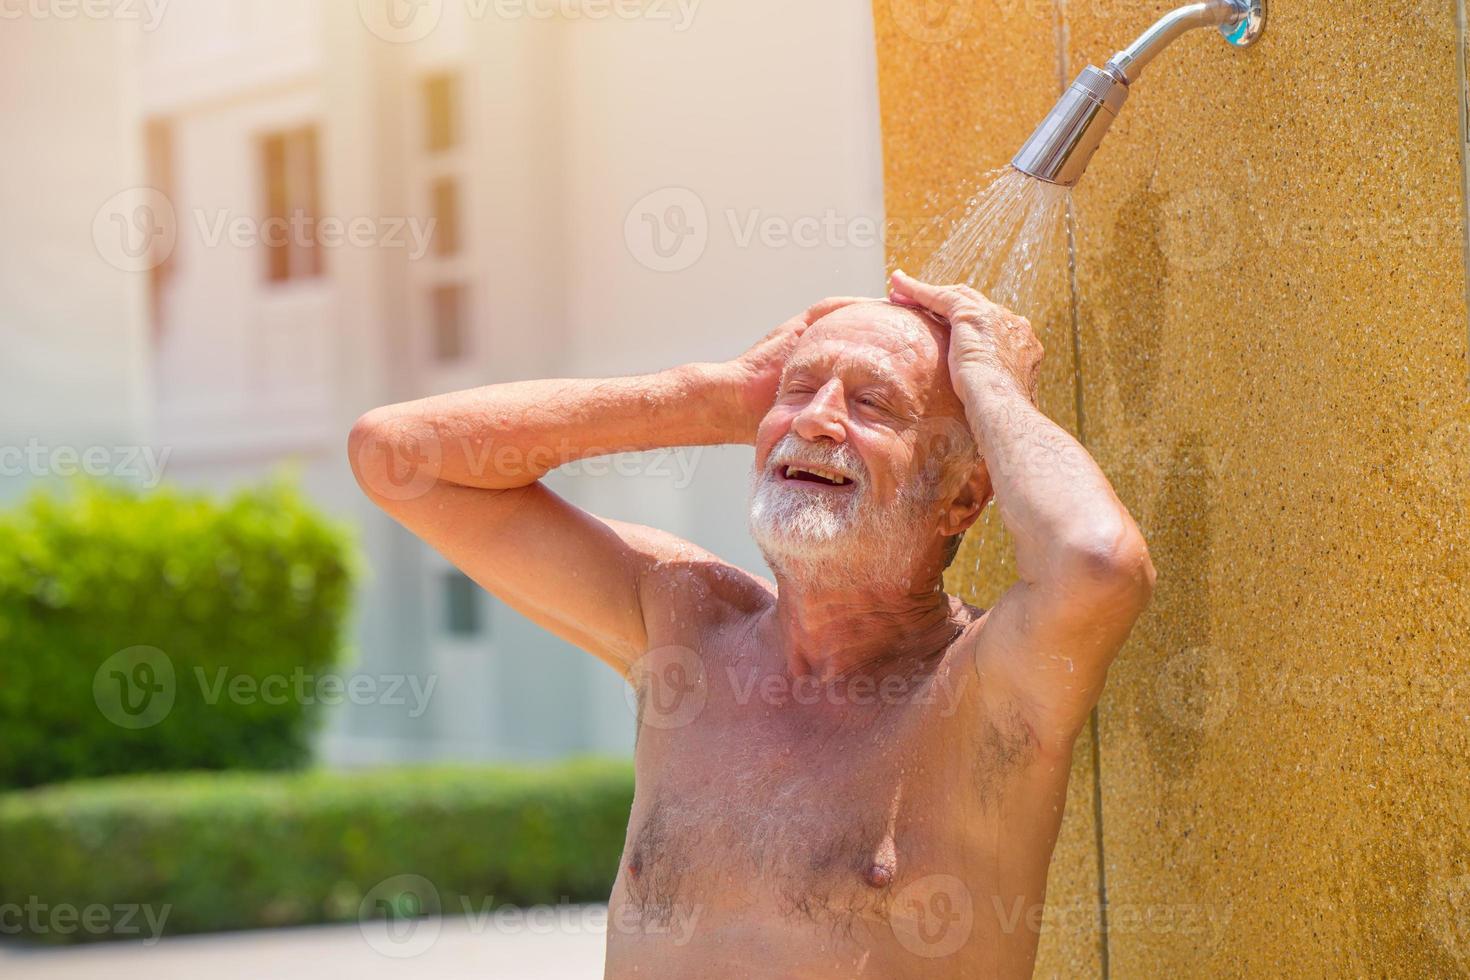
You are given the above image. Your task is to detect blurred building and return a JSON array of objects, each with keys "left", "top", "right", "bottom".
[{"left": 5, "top": 0, "right": 886, "bottom": 765}]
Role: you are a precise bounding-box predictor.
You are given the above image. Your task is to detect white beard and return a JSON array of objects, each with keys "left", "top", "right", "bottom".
[{"left": 747, "top": 434, "right": 939, "bottom": 591}]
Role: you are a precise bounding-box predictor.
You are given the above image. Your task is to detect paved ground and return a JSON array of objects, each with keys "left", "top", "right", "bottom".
[{"left": 0, "top": 910, "right": 609, "bottom": 980}]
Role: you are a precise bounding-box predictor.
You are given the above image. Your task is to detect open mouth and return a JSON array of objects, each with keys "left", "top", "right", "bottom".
[{"left": 780, "top": 464, "right": 854, "bottom": 487}]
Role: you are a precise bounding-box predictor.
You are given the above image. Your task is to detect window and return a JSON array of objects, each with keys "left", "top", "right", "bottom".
[
  {"left": 430, "top": 177, "right": 460, "bottom": 257},
  {"left": 144, "top": 119, "right": 176, "bottom": 337},
  {"left": 260, "top": 126, "right": 322, "bottom": 282},
  {"left": 423, "top": 74, "right": 459, "bottom": 153},
  {"left": 443, "top": 570, "right": 483, "bottom": 636},
  {"left": 430, "top": 283, "right": 468, "bottom": 362}
]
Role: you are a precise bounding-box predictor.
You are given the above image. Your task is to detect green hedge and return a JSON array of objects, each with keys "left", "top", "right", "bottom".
[
  {"left": 0, "top": 481, "right": 357, "bottom": 790},
  {"left": 0, "top": 761, "right": 635, "bottom": 944}
]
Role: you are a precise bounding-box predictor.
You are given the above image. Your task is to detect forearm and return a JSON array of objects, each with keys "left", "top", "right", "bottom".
[
  {"left": 956, "top": 365, "right": 1145, "bottom": 586},
  {"left": 354, "top": 362, "right": 744, "bottom": 490}
]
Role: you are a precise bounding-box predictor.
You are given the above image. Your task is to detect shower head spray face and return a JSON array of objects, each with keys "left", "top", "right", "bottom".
[
  {"left": 1010, "top": 0, "right": 1267, "bottom": 187},
  {"left": 1010, "top": 65, "right": 1130, "bottom": 188}
]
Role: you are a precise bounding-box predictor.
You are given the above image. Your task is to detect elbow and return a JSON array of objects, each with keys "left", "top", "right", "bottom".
[
  {"left": 347, "top": 409, "right": 387, "bottom": 500},
  {"left": 1056, "top": 518, "right": 1156, "bottom": 609},
  {"left": 347, "top": 410, "right": 369, "bottom": 461},
  {"left": 347, "top": 407, "right": 441, "bottom": 504}
]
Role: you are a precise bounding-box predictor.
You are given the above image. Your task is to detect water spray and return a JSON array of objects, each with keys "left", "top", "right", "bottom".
[{"left": 1011, "top": 0, "right": 1266, "bottom": 187}]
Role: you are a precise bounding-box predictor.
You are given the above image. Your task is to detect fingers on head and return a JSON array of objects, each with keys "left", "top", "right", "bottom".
[
  {"left": 904, "top": 277, "right": 992, "bottom": 319},
  {"left": 806, "top": 296, "right": 878, "bottom": 322}
]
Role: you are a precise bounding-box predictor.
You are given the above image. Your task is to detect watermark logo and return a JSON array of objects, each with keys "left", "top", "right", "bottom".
[
  {"left": 358, "top": 0, "right": 443, "bottom": 42},
  {"left": 891, "top": 874, "right": 974, "bottom": 958},
  {"left": 353, "top": 418, "right": 445, "bottom": 502},
  {"left": 625, "top": 645, "right": 708, "bottom": 730},
  {"left": 93, "top": 646, "right": 176, "bottom": 730},
  {"left": 624, "top": 187, "right": 708, "bottom": 273},
  {"left": 1155, "top": 645, "right": 1236, "bottom": 731},
  {"left": 92, "top": 187, "right": 176, "bottom": 273},
  {"left": 93, "top": 648, "right": 439, "bottom": 727},
  {"left": 1156, "top": 163, "right": 1463, "bottom": 275},
  {"left": 889, "top": 0, "right": 973, "bottom": 44},
  {"left": 94, "top": 191, "right": 435, "bottom": 273},
  {"left": 353, "top": 882, "right": 702, "bottom": 958},
  {"left": 624, "top": 189, "right": 895, "bottom": 273},
  {"left": 194, "top": 210, "right": 436, "bottom": 261},
  {"left": 1159, "top": 186, "right": 1237, "bottom": 274},
  {"left": 359, "top": 874, "right": 443, "bottom": 958}
]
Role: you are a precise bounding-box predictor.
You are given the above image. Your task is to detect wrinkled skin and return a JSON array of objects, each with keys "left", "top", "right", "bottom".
[{"left": 350, "top": 272, "right": 1155, "bottom": 978}]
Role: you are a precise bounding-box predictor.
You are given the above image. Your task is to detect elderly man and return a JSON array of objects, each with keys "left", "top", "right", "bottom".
[{"left": 349, "top": 270, "right": 1154, "bottom": 978}]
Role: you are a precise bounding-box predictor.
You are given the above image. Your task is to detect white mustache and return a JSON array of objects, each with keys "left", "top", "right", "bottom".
[{"left": 766, "top": 434, "right": 869, "bottom": 487}]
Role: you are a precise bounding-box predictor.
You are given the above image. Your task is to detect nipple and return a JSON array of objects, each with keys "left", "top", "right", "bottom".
[
  {"left": 863, "top": 862, "right": 895, "bottom": 889},
  {"left": 863, "top": 836, "right": 898, "bottom": 889}
]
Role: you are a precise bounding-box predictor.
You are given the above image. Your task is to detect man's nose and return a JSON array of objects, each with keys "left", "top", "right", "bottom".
[{"left": 790, "top": 379, "right": 847, "bottom": 443}]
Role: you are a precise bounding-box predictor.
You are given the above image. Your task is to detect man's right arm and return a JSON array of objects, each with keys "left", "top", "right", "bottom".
[
  {"left": 347, "top": 297, "right": 869, "bottom": 673},
  {"left": 347, "top": 364, "right": 748, "bottom": 673}
]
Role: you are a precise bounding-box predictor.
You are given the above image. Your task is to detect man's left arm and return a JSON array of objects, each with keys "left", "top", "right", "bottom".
[{"left": 890, "top": 271, "right": 1156, "bottom": 750}]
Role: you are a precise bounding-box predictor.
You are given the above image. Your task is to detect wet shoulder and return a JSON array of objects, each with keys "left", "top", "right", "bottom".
[{"left": 635, "top": 534, "right": 773, "bottom": 639}]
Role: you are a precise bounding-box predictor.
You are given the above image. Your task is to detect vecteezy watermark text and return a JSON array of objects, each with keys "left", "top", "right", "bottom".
[
  {"left": 94, "top": 646, "right": 439, "bottom": 729},
  {"left": 0, "top": 439, "right": 170, "bottom": 487},
  {"left": 194, "top": 210, "right": 437, "bottom": 262},
  {"left": 195, "top": 666, "right": 438, "bottom": 718},
  {"left": 93, "top": 187, "right": 439, "bottom": 274},
  {"left": 0, "top": 0, "right": 169, "bottom": 31},
  {"left": 357, "top": 874, "right": 701, "bottom": 959},
  {"left": 353, "top": 422, "right": 707, "bottom": 503},
  {"left": 0, "top": 898, "right": 171, "bottom": 945},
  {"left": 623, "top": 186, "right": 925, "bottom": 274},
  {"left": 357, "top": 0, "right": 701, "bottom": 44},
  {"left": 625, "top": 645, "right": 972, "bottom": 731}
]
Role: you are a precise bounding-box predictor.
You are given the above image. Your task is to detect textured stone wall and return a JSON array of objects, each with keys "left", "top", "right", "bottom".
[{"left": 875, "top": 1, "right": 1470, "bottom": 975}]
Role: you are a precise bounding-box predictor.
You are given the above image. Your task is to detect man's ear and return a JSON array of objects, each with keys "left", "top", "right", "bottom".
[{"left": 939, "top": 460, "right": 993, "bottom": 537}]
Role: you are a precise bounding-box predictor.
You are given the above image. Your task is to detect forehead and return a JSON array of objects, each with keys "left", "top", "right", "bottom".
[{"left": 787, "top": 303, "right": 945, "bottom": 380}]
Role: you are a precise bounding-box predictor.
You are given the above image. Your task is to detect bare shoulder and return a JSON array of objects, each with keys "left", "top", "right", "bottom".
[{"left": 603, "top": 518, "right": 774, "bottom": 635}]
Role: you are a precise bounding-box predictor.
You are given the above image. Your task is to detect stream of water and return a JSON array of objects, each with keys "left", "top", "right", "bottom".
[{"left": 917, "top": 165, "right": 1073, "bottom": 320}]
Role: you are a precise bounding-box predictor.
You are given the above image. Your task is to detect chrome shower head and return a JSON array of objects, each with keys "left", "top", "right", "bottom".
[{"left": 1011, "top": 0, "right": 1266, "bottom": 187}]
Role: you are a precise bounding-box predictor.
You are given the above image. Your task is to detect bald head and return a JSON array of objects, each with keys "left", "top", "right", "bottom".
[{"left": 789, "top": 300, "right": 966, "bottom": 425}]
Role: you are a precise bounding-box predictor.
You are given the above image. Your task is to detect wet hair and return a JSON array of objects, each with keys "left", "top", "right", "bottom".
[
  {"left": 930, "top": 417, "right": 980, "bottom": 573},
  {"left": 942, "top": 531, "right": 965, "bottom": 570}
]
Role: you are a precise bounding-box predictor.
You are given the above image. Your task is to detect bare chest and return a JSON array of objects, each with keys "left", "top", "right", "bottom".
[{"left": 619, "top": 651, "right": 992, "bottom": 932}]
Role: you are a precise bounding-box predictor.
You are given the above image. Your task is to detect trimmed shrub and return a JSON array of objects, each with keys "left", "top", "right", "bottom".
[
  {"left": 0, "top": 760, "right": 635, "bottom": 944},
  {"left": 0, "top": 481, "right": 357, "bottom": 790}
]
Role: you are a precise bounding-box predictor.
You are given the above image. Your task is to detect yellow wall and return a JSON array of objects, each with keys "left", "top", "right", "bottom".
[{"left": 876, "top": 1, "right": 1470, "bottom": 975}]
